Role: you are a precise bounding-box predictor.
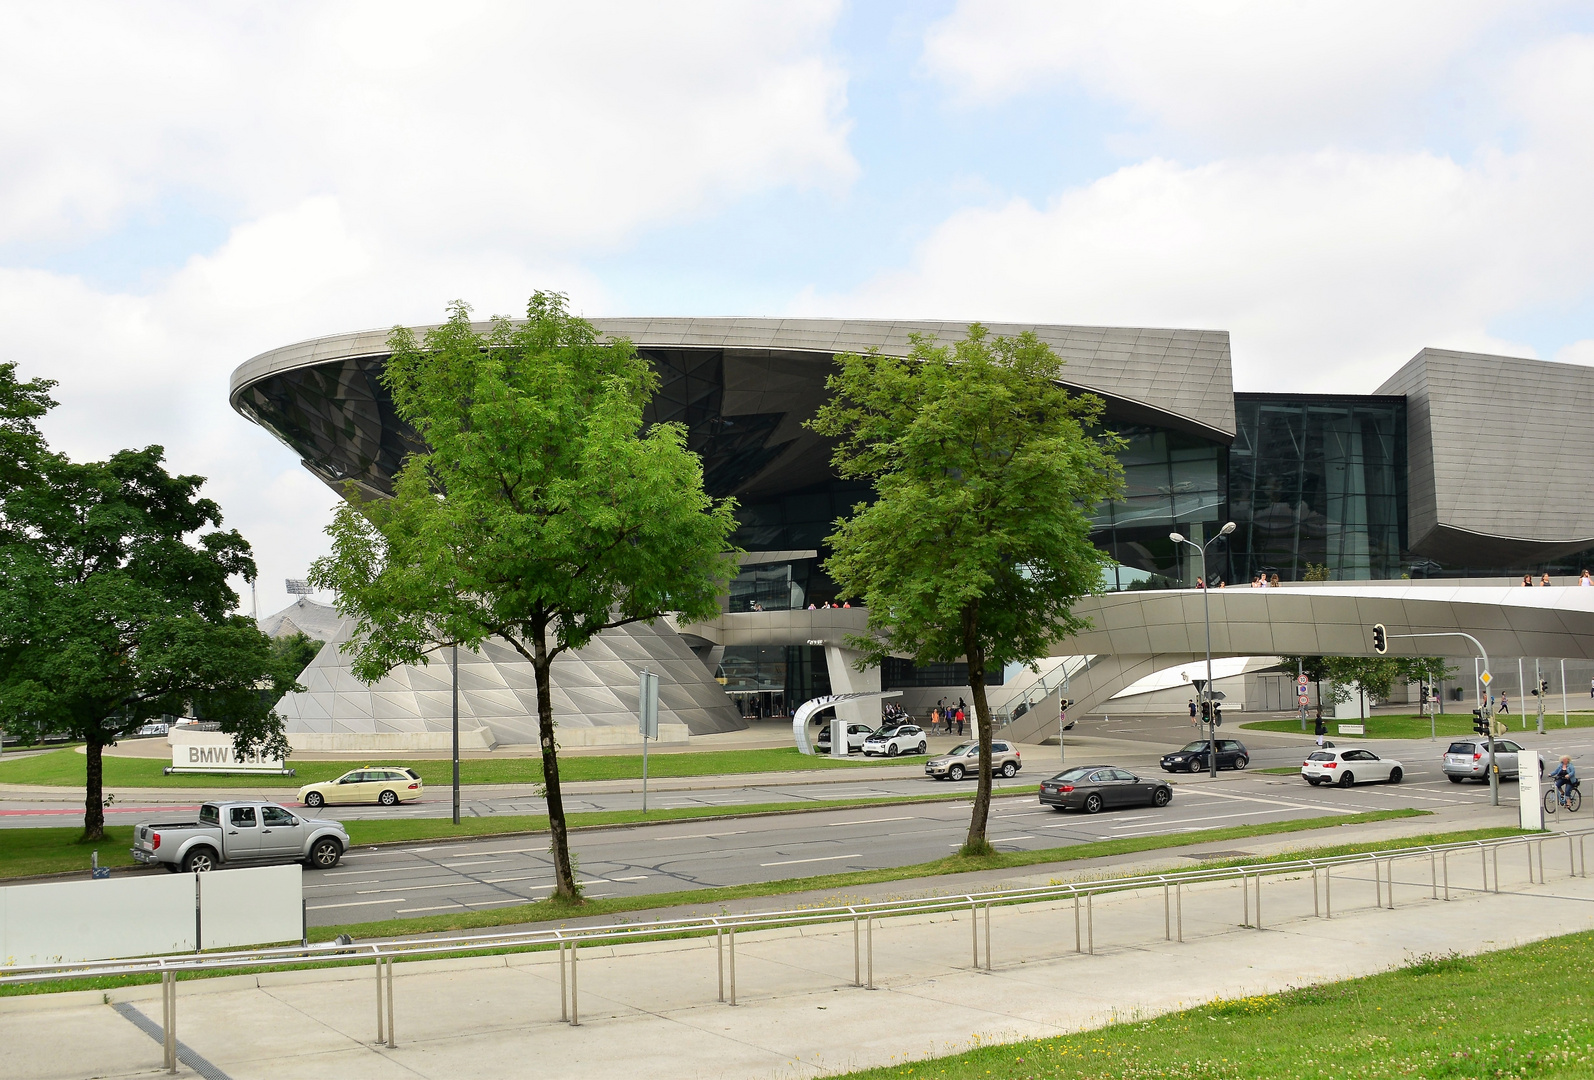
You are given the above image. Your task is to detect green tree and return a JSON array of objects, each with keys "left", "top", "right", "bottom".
[
  {"left": 810, "top": 325, "right": 1123, "bottom": 853},
  {"left": 268, "top": 632, "right": 325, "bottom": 679},
  {"left": 0, "top": 372, "right": 296, "bottom": 839},
  {"left": 311, "top": 294, "right": 737, "bottom": 900},
  {"left": 1324, "top": 655, "right": 1405, "bottom": 713}
]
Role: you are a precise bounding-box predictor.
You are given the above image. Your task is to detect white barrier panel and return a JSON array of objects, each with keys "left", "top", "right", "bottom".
[
  {"left": 198, "top": 865, "right": 303, "bottom": 950},
  {"left": 1521, "top": 750, "right": 1543, "bottom": 830},
  {"left": 0, "top": 864, "right": 304, "bottom": 965},
  {"left": 0, "top": 873, "right": 196, "bottom": 965}
]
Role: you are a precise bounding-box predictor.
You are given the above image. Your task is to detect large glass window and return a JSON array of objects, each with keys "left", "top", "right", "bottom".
[
  {"left": 1090, "top": 425, "right": 1227, "bottom": 587},
  {"left": 715, "top": 645, "right": 831, "bottom": 718}
]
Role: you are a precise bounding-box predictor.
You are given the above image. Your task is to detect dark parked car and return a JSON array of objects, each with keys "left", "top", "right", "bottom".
[
  {"left": 1160, "top": 739, "right": 1250, "bottom": 773},
  {"left": 1039, "top": 765, "right": 1173, "bottom": 813}
]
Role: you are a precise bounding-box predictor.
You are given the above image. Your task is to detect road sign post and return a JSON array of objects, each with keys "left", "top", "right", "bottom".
[{"left": 638, "top": 669, "right": 659, "bottom": 812}]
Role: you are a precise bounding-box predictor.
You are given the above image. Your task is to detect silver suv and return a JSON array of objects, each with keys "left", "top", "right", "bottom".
[
  {"left": 925, "top": 740, "right": 1022, "bottom": 781},
  {"left": 1443, "top": 738, "right": 1527, "bottom": 782}
]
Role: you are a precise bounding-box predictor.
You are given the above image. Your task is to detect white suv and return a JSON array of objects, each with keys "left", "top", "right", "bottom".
[{"left": 861, "top": 724, "right": 928, "bottom": 757}]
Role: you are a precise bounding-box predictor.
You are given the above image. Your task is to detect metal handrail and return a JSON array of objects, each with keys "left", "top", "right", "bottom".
[{"left": 4, "top": 824, "right": 1587, "bottom": 986}]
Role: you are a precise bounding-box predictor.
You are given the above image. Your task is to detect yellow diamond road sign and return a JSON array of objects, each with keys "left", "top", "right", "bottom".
[{"left": 1481, "top": 671, "right": 1493, "bottom": 685}]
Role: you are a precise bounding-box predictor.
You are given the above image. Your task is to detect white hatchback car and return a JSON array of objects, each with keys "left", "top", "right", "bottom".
[{"left": 1302, "top": 747, "right": 1404, "bottom": 787}]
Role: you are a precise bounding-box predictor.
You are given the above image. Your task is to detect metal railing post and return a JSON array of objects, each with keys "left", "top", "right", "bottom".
[
  {"left": 852, "top": 914, "right": 860, "bottom": 987},
  {"left": 729, "top": 927, "right": 737, "bottom": 1005},
  {"left": 716, "top": 927, "right": 724, "bottom": 1002},
  {"left": 984, "top": 903, "right": 992, "bottom": 971},
  {"left": 865, "top": 915, "right": 874, "bottom": 990},
  {"left": 386, "top": 957, "right": 396, "bottom": 1048},
  {"left": 1430, "top": 853, "right": 1437, "bottom": 900},
  {"left": 561, "top": 940, "right": 569, "bottom": 1019},
  {"left": 1373, "top": 857, "right": 1382, "bottom": 908},
  {"left": 375, "top": 954, "right": 385, "bottom": 1044},
  {"left": 1493, "top": 846, "right": 1500, "bottom": 893},
  {"left": 1312, "top": 865, "right": 1320, "bottom": 917},
  {"left": 1443, "top": 850, "right": 1451, "bottom": 900},
  {"left": 1163, "top": 881, "right": 1170, "bottom": 940},
  {"left": 569, "top": 944, "right": 579, "bottom": 1027},
  {"left": 1242, "top": 870, "right": 1249, "bottom": 927},
  {"left": 970, "top": 900, "right": 978, "bottom": 967},
  {"left": 1176, "top": 881, "right": 1183, "bottom": 942},
  {"left": 1073, "top": 891, "right": 1081, "bottom": 953},
  {"left": 162, "top": 970, "right": 176, "bottom": 1073},
  {"left": 1087, "top": 892, "right": 1094, "bottom": 955},
  {"left": 1325, "top": 865, "right": 1332, "bottom": 918},
  {"left": 1255, "top": 872, "right": 1263, "bottom": 930}
]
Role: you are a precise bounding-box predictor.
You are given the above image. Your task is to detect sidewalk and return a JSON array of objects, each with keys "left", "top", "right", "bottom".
[{"left": 8, "top": 811, "right": 1582, "bottom": 1080}]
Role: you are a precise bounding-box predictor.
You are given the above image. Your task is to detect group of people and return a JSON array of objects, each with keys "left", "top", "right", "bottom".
[
  {"left": 1193, "top": 573, "right": 1281, "bottom": 588},
  {"left": 1522, "top": 571, "right": 1594, "bottom": 586},
  {"left": 804, "top": 600, "right": 854, "bottom": 609},
  {"left": 931, "top": 698, "right": 969, "bottom": 736}
]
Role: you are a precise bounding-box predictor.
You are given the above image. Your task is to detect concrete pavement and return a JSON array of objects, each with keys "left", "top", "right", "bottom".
[{"left": 6, "top": 815, "right": 1592, "bottom": 1080}]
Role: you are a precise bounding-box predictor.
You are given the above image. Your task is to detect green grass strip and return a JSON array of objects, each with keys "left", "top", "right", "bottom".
[
  {"left": 0, "top": 745, "right": 912, "bottom": 789},
  {"left": 830, "top": 929, "right": 1594, "bottom": 1079},
  {"left": 1242, "top": 711, "right": 1594, "bottom": 739}
]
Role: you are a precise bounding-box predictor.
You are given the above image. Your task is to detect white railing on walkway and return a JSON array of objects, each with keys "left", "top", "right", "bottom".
[{"left": 3, "top": 827, "right": 1588, "bottom": 1070}]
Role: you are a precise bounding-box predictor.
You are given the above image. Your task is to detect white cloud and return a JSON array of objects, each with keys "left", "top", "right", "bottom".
[
  {"left": 802, "top": 13, "right": 1594, "bottom": 395},
  {"left": 922, "top": 0, "right": 1519, "bottom": 152},
  {"left": 0, "top": 2, "right": 854, "bottom": 618}
]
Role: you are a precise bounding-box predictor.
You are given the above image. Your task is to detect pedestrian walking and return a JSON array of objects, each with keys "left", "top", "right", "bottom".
[
  {"left": 1188, "top": 699, "right": 1198, "bottom": 723},
  {"left": 955, "top": 708, "right": 965, "bottom": 737},
  {"left": 1500, "top": 693, "right": 1510, "bottom": 714}
]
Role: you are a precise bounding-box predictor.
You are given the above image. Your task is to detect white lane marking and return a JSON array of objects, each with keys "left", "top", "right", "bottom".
[
  {"left": 823, "top": 816, "right": 914, "bottom": 827},
  {"left": 991, "top": 835, "right": 1034, "bottom": 842},
  {"left": 1169, "top": 786, "right": 1353, "bottom": 814},
  {"left": 481, "top": 874, "right": 546, "bottom": 884},
  {"left": 1108, "top": 808, "right": 1297, "bottom": 831},
  {"left": 395, "top": 903, "right": 464, "bottom": 914},
  {"left": 611, "top": 874, "right": 650, "bottom": 881},
  {"left": 440, "top": 859, "right": 504, "bottom": 867},
  {"left": 306, "top": 898, "right": 407, "bottom": 910},
  {"left": 760, "top": 852, "right": 863, "bottom": 867},
  {"left": 357, "top": 881, "right": 477, "bottom": 895},
  {"left": 655, "top": 831, "right": 747, "bottom": 841},
  {"left": 304, "top": 879, "right": 382, "bottom": 889}
]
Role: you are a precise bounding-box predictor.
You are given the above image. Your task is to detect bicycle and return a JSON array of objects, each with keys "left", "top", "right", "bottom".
[{"left": 1544, "top": 779, "right": 1582, "bottom": 816}]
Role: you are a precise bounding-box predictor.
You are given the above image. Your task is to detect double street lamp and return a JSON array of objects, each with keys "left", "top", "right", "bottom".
[{"left": 1170, "top": 522, "right": 1236, "bottom": 778}]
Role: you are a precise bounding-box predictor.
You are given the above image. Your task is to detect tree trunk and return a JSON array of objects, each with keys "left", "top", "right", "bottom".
[
  {"left": 84, "top": 734, "right": 105, "bottom": 841},
  {"left": 962, "top": 606, "right": 994, "bottom": 854},
  {"left": 531, "top": 627, "right": 579, "bottom": 901}
]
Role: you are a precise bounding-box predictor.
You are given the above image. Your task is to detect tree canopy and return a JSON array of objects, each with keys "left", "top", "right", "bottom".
[
  {"left": 311, "top": 294, "right": 738, "bottom": 899},
  {"left": 810, "top": 325, "right": 1123, "bottom": 852},
  {"left": 0, "top": 365, "right": 294, "bottom": 838}
]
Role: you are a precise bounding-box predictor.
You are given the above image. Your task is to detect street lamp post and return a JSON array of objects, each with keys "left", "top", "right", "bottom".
[{"left": 1170, "top": 523, "right": 1236, "bottom": 778}]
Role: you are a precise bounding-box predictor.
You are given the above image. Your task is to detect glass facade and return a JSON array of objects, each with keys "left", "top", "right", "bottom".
[
  {"left": 1090, "top": 425, "right": 1226, "bottom": 588},
  {"left": 715, "top": 644, "right": 831, "bottom": 718},
  {"left": 1226, "top": 395, "right": 1407, "bottom": 582}
]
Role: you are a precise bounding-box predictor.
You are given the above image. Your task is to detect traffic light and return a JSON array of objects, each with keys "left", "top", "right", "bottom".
[
  {"left": 1371, "top": 623, "right": 1387, "bottom": 654},
  {"left": 1472, "top": 708, "right": 1490, "bottom": 735},
  {"left": 1543, "top": 680, "right": 1551, "bottom": 695}
]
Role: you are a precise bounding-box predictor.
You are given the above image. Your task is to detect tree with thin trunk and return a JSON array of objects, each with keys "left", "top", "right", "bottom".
[
  {"left": 809, "top": 326, "right": 1123, "bottom": 853},
  {"left": 311, "top": 294, "right": 737, "bottom": 901},
  {"left": 0, "top": 365, "right": 294, "bottom": 839}
]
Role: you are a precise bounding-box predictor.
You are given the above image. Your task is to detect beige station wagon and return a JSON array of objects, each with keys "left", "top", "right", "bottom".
[{"left": 298, "top": 767, "right": 424, "bottom": 808}]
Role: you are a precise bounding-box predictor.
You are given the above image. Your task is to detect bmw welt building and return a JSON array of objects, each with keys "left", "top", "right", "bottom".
[{"left": 232, "top": 320, "right": 1594, "bottom": 751}]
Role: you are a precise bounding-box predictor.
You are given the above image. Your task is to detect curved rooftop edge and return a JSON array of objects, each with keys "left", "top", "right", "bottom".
[{"left": 230, "top": 316, "right": 1237, "bottom": 442}]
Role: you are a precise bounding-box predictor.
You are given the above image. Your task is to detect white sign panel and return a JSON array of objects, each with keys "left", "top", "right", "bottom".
[
  {"left": 198, "top": 865, "right": 303, "bottom": 950},
  {"left": 1519, "top": 750, "right": 1543, "bottom": 831},
  {"left": 169, "top": 729, "right": 286, "bottom": 772}
]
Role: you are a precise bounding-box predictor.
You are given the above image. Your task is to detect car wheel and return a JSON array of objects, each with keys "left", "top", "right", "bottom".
[
  {"left": 379, "top": 789, "right": 399, "bottom": 806},
  {"left": 309, "top": 837, "right": 343, "bottom": 869},
  {"left": 1234, "top": 756, "right": 1249, "bottom": 770},
  {"left": 949, "top": 764, "right": 966, "bottom": 781},
  {"left": 305, "top": 791, "right": 324, "bottom": 808},
  {"left": 1188, "top": 759, "right": 1203, "bottom": 773},
  {"left": 1083, "top": 793, "right": 1103, "bottom": 814},
  {"left": 887, "top": 743, "right": 899, "bottom": 757},
  {"left": 183, "top": 847, "right": 217, "bottom": 873},
  {"left": 1001, "top": 761, "right": 1018, "bottom": 778},
  {"left": 1447, "top": 776, "right": 1464, "bottom": 784},
  {"left": 1152, "top": 787, "right": 1172, "bottom": 807},
  {"left": 917, "top": 741, "right": 927, "bottom": 755},
  {"left": 1338, "top": 771, "right": 1355, "bottom": 788},
  {"left": 1388, "top": 766, "right": 1403, "bottom": 784}
]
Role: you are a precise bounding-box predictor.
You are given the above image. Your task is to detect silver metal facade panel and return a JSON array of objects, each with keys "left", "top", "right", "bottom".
[
  {"left": 1376, "top": 348, "right": 1594, "bottom": 562},
  {"left": 232, "top": 318, "right": 1236, "bottom": 440}
]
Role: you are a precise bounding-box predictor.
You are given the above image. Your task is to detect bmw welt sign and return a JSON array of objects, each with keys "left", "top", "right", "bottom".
[{"left": 168, "top": 729, "right": 289, "bottom": 774}]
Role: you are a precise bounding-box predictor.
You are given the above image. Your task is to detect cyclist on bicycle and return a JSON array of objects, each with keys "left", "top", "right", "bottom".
[{"left": 1551, "top": 755, "right": 1578, "bottom": 803}]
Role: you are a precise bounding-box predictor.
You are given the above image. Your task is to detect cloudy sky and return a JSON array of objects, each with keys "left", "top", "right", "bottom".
[{"left": 4, "top": 1, "right": 1593, "bottom": 616}]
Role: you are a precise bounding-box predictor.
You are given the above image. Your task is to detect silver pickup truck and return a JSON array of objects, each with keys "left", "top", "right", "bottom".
[{"left": 131, "top": 800, "right": 350, "bottom": 872}]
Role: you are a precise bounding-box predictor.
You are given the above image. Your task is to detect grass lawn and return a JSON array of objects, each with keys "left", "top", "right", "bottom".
[
  {"left": 0, "top": 745, "right": 905, "bottom": 789},
  {"left": 833, "top": 929, "right": 1594, "bottom": 1080},
  {"left": 1242, "top": 711, "right": 1594, "bottom": 739}
]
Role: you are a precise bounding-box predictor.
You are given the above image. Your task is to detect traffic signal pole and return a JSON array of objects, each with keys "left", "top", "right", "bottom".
[{"left": 1382, "top": 630, "right": 1497, "bottom": 807}]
